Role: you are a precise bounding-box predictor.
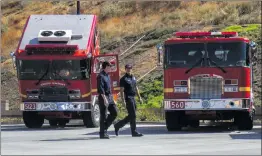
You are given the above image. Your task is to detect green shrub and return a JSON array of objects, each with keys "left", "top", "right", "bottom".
[
  {"left": 137, "top": 76, "right": 163, "bottom": 109},
  {"left": 1, "top": 23, "right": 8, "bottom": 33},
  {"left": 115, "top": 100, "right": 163, "bottom": 121},
  {"left": 222, "top": 24, "right": 261, "bottom": 44},
  {"left": 136, "top": 108, "right": 163, "bottom": 121}
]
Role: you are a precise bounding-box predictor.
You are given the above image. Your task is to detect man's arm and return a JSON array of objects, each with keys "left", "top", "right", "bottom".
[
  {"left": 97, "top": 75, "right": 108, "bottom": 106},
  {"left": 136, "top": 86, "right": 141, "bottom": 98},
  {"left": 120, "top": 78, "right": 126, "bottom": 106},
  {"left": 136, "top": 85, "right": 143, "bottom": 103},
  {"left": 120, "top": 87, "right": 125, "bottom": 104}
]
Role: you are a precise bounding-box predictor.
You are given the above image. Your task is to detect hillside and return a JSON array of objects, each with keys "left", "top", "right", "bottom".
[{"left": 1, "top": 1, "right": 261, "bottom": 109}]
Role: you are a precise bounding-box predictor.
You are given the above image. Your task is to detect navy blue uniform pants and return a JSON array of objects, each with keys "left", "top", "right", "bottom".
[
  {"left": 115, "top": 96, "right": 137, "bottom": 133},
  {"left": 98, "top": 95, "right": 118, "bottom": 135}
]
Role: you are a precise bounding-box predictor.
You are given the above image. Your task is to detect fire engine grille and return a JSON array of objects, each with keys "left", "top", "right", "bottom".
[
  {"left": 40, "top": 87, "right": 68, "bottom": 95},
  {"left": 189, "top": 76, "right": 223, "bottom": 99},
  {"left": 39, "top": 86, "right": 68, "bottom": 102}
]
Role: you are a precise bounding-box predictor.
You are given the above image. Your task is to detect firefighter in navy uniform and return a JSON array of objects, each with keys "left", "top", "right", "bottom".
[
  {"left": 97, "top": 61, "right": 118, "bottom": 139},
  {"left": 114, "top": 64, "right": 143, "bottom": 137}
]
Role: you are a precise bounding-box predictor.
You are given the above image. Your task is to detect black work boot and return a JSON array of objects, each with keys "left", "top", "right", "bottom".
[
  {"left": 99, "top": 131, "right": 110, "bottom": 139},
  {"left": 100, "top": 134, "right": 109, "bottom": 139},
  {"left": 114, "top": 125, "right": 120, "bottom": 136},
  {"left": 132, "top": 131, "right": 143, "bottom": 137}
]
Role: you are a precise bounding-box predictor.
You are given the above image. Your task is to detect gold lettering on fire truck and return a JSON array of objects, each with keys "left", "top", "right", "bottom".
[{"left": 40, "top": 82, "right": 66, "bottom": 86}]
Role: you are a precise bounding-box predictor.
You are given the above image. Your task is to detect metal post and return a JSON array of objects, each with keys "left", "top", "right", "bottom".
[
  {"left": 5, "top": 100, "right": 9, "bottom": 111},
  {"left": 156, "top": 44, "right": 163, "bottom": 66},
  {"left": 77, "top": 1, "right": 80, "bottom": 15}
]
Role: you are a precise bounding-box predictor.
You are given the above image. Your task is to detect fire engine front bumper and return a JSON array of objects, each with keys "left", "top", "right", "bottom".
[
  {"left": 163, "top": 98, "right": 251, "bottom": 111},
  {"left": 20, "top": 102, "right": 92, "bottom": 111}
]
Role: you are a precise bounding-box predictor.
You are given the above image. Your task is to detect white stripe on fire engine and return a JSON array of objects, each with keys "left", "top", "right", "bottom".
[{"left": 165, "top": 101, "right": 170, "bottom": 109}]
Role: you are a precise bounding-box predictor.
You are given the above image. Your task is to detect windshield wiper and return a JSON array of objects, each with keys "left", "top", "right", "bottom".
[
  {"left": 51, "top": 62, "right": 71, "bottom": 85},
  {"left": 205, "top": 45, "right": 227, "bottom": 73},
  {"left": 35, "top": 63, "right": 50, "bottom": 85},
  {"left": 185, "top": 57, "right": 204, "bottom": 74},
  {"left": 206, "top": 57, "right": 227, "bottom": 73}
]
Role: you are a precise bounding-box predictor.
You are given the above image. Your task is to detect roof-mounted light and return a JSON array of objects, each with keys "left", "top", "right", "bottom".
[
  {"left": 25, "top": 45, "right": 79, "bottom": 55},
  {"left": 174, "top": 32, "right": 238, "bottom": 38}
]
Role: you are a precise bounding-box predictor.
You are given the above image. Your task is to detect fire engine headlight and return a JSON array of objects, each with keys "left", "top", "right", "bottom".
[
  {"left": 224, "top": 86, "right": 238, "bottom": 92},
  {"left": 28, "top": 95, "right": 39, "bottom": 99},
  {"left": 113, "top": 81, "right": 118, "bottom": 87},
  {"left": 69, "top": 95, "right": 81, "bottom": 99},
  {"left": 69, "top": 90, "right": 81, "bottom": 99},
  {"left": 174, "top": 87, "right": 187, "bottom": 93},
  {"left": 26, "top": 89, "right": 39, "bottom": 99}
]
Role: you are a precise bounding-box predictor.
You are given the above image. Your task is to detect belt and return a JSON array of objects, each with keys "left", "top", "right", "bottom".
[
  {"left": 125, "top": 95, "right": 135, "bottom": 98},
  {"left": 98, "top": 93, "right": 112, "bottom": 96}
]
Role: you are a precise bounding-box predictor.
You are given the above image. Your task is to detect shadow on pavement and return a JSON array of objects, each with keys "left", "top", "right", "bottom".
[
  {"left": 84, "top": 124, "right": 242, "bottom": 136},
  {"left": 84, "top": 124, "right": 261, "bottom": 137},
  {"left": 39, "top": 136, "right": 117, "bottom": 142},
  {"left": 82, "top": 125, "right": 261, "bottom": 141},
  {"left": 229, "top": 132, "right": 262, "bottom": 140},
  {"left": 1, "top": 124, "right": 87, "bottom": 132}
]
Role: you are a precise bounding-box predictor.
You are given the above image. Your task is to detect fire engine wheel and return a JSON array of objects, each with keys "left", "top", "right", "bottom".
[
  {"left": 58, "top": 120, "right": 67, "bottom": 128},
  {"left": 23, "top": 111, "right": 44, "bottom": 128},
  {"left": 235, "top": 111, "right": 253, "bottom": 130},
  {"left": 188, "top": 120, "right": 200, "bottom": 128},
  {"left": 83, "top": 103, "right": 100, "bottom": 128},
  {"left": 165, "top": 111, "right": 183, "bottom": 131},
  {"left": 49, "top": 120, "right": 58, "bottom": 127}
]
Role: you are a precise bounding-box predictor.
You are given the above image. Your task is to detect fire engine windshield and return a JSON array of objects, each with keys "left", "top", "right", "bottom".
[
  {"left": 51, "top": 60, "right": 89, "bottom": 80},
  {"left": 17, "top": 59, "right": 90, "bottom": 80},
  {"left": 165, "top": 43, "right": 205, "bottom": 68},
  {"left": 165, "top": 41, "right": 248, "bottom": 68},
  {"left": 206, "top": 42, "right": 247, "bottom": 67},
  {"left": 17, "top": 60, "right": 50, "bottom": 80}
]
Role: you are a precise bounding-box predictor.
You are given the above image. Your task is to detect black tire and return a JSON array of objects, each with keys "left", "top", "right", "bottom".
[
  {"left": 165, "top": 111, "right": 182, "bottom": 131},
  {"left": 188, "top": 120, "right": 200, "bottom": 128},
  {"left": 58, "top": 120, "right": 67, "bottom": 128},
  {"left": 83, "top": 103, "right": 100, "bottom": 128},
  {"left": 23, "top": 111, "right": 44, "bottom": 128},
  {"left": 49, "top": 120, "right": 58, "bottom": 127},
  {"left": 235, "top": 111, "right": 253, "bottom": 130}
]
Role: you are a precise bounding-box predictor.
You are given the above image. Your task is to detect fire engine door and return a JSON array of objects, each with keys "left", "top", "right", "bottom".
[{"left": 92, "top": 54, "right": 120, "bottom": 96}]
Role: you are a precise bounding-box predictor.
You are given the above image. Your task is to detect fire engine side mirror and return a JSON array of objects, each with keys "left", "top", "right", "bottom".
[
  {"left": 86, "top": 58, "right": 91, "bottom": 78},
  {"left": 10, "top": 51, "right": 16, "bottom": 69},
  {"left": 156, "top": 43, "right": 163, "bottom": 66},
  {"left": 249, "top": 41, "right": 257, "bottom": 59}
]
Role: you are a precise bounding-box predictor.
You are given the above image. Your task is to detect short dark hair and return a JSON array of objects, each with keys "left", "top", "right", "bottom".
[
  {"left": 125, "top": 64, "right": 132, "bottom": 69},
  {"left": 102, "top": 61, "right": 112, "bottom": 69}
]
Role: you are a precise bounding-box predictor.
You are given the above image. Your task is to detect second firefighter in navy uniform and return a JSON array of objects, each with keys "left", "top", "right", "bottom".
[{"left": 114, "top": 64, "right": 143, "bottom": 137}]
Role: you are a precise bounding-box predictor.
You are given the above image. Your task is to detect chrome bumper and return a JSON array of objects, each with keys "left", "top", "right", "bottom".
[
  {"left": 164, "top": 98, "right": 250, "bottom": 110},
  {"left": 20, "top": 102, "right": 91, "bottom": 111}
]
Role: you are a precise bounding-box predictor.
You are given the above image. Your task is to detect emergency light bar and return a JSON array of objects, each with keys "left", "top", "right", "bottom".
[
  {"left": 25, "top": 45, "right": 78, "bottom": 55},
  {"left": 175, "top": 32, "right": 238, "bottom": 38}
]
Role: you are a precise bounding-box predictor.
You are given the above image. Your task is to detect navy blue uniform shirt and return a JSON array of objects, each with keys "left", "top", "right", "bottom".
[
  {"left": 120, "top": 73, "right": 137, "bottom": 98},
  {"left": 97, "top": 70, "right": 112, "bottom": 96}
]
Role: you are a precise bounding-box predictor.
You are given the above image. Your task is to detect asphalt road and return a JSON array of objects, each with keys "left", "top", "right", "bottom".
[{"left": 1, "top": 122, "right": 261, "bottom": 155}]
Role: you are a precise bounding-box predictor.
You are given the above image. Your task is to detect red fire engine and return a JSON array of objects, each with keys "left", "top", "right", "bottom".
[
  {"left": 10, "top": 14, "right": 120, "bottom": 128},
  {"left": 158, "top": 31, "right": 257, "bottom": 131}
]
